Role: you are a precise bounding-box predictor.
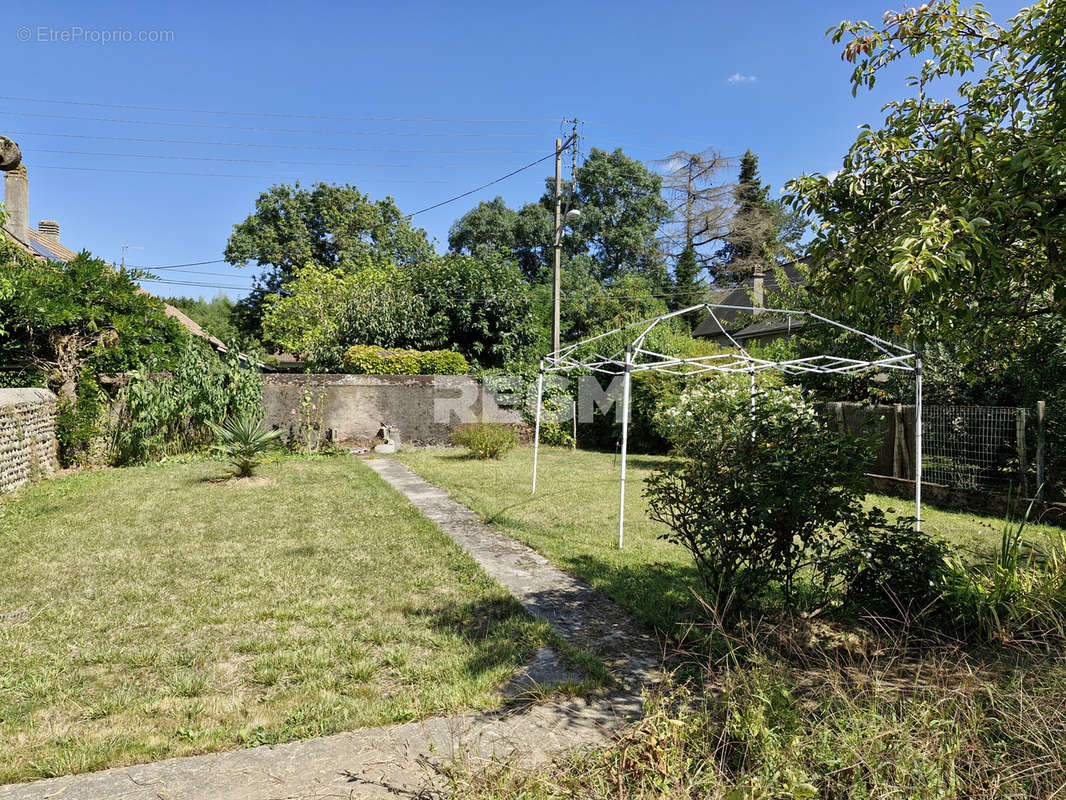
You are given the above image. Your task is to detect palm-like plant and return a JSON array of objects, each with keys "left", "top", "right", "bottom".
[{"left": 206, "top": 414, "right": 283, "bottom": 477}]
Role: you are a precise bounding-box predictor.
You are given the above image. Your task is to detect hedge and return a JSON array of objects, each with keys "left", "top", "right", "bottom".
[{"left": 342, "top": 345, "right": 470, "bottom": 375}]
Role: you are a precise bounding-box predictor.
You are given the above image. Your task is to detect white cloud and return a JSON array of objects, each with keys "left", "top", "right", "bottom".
[
  {"left": 727, "top": 72, "right": 757, "bottom": 85},
  {"left": 826, "top": 169, "right": 841, "bottom": 180}
]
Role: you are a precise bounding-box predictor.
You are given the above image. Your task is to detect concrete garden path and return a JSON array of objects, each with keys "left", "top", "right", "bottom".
[{"left": 0, "top": 456, "right": 663, "bottom": 800}]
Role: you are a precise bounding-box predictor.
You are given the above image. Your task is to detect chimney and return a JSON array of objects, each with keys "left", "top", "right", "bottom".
[
  {"left": 37, "top": 220, "right": 60, "bottom": 243},
  {"left": 752, "top": 268, "right": 765, "bottom": 311},
  {"left": 3, "top": 164, "right": 28, "bottom": 241}
]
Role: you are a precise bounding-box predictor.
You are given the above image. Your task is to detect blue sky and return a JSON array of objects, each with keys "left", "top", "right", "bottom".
[{"left": 3, "top": 0, "right": 1023, "bottom": 299}]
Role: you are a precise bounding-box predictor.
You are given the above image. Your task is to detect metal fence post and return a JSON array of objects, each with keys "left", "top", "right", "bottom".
[
  {"left": 1016, "top": 407, "right": 1029, "bottom": 498},
  {"left": 1036, "top": 400, "right": 1046, "bottom": 498}
]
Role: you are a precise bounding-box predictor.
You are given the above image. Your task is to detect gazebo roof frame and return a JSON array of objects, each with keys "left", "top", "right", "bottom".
[{"left": 531, "top": 302, "right": 924, "bottom": 549}]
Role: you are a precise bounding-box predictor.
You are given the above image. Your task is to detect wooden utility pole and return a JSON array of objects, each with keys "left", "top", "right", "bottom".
[{"left": 552, "top": 137, "right": 563, "bottom": 356}]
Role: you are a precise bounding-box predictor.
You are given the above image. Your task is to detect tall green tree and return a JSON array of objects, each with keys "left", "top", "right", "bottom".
[
  {"left": 411, "top": 252, "right": 536, "bottom": 368},
  {"left": 447, "top": 196, "right": 552, "bottom": 282},
  {"left": 786, "top": 1, "right": 1066, "bottom": 358},
  {"left": 224, "top": 182, "right": 435, "bottom": 336},
  {"left": 448, "top": 148, "right": 671, "bottom": 289},
  {"left": 566, "top": 148, "right": 672, "bottom": 288},
  {"left": 717, "top": 150, "right": 803, "bottom": 281},
  {"left": 671, "top": 241, "right": 706, "bottom": 312}
]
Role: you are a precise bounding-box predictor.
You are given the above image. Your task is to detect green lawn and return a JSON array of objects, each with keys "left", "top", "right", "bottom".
[
  {"left": 397, "top": 446, "right": 1066, "bottom": 634},
  {"left": 0, "top": 455, "right": 554, "bottom": 784}
]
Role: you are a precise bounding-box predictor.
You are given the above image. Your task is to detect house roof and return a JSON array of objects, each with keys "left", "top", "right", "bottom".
[
  {"left": 22, "top": 227, "right": 78, "bottom": 262},
  {"left": 692, "top": 257, "right": 809, "bottom": 342},
  {"left": 2, "top": 224, "right": 229, "bottom": 352}
]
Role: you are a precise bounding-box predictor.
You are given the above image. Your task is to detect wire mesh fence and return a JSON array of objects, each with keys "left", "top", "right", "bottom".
[
  {"left": 827, "top": 401, "right": 1046, "bottom": 498},
  {"left": 922, "top": 406, "right": 1029, "bottom": 494}
]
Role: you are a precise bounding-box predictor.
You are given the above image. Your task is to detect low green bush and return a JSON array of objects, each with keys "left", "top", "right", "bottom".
[
  {"left": 342, "top": 345, "right": 469, "bottom": 375},
  {"left": 833, "top": 509, "right": 953, "bottom": 616},
  {"left": 450, "top": 422, "right": 518, "bottom": 459},
  {"left": 417, "top": 349, "right": 470, "bottom": 375}
]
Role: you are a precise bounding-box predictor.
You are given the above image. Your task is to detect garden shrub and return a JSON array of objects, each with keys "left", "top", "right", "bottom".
[
  {"left": 112, "top": 340, "right": 263, "bottom": 464},
  {"left": 581, "top": 371, "right": 685, "bottom": 454},
  {"left": 206, "top": 413, "right": 283, "bottom": 477},
  {"left": 833, "top": 509, "right": 953, "bottom": 616},
  {"left": 342, "top": 345, "right": 469, "bottom": 375},
  {"left": 450, "top": 422, "right": 518, "bottom": 459},
  {"left": 645, "top": 381, "right": 876, "bottom": 613},
  {"left": 54, "top": 368, "right": 109, "bottom": 466},
  {"left": 416, "top": 349, "right": 470, "bottom": 375}
]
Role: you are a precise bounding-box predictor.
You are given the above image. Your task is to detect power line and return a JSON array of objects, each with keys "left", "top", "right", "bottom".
[
  {"left": 407, "top": 150, "right": 558, "bottom": 217},
  {"left": 143, "top": 268, "right": 252, "bottom": 279},
  {"left": 32, "top": 164, "right": 455, "bottom": 183},
  {"left": 0, "top": 95, "right": 559, "bottom": 124},
  {"left": 138, "top": 276, "right": 251, "bottom": 290},
  {"left": 8, "top": 130, "right": 542, "bottom": 155},
  {"left": 32, "top": 147, "right": 532, "bottom": 170},
  {"left": 0, "top": 110, "right": 542, "bottom": 137},
  {"left": 126, "top": 259, "right": 228, "bottom": 269}
]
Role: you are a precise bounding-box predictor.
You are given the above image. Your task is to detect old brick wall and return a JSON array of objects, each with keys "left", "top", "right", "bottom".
[
  {"left": 0, "top": 388, "right": 59, "bottom": 492},
  {"left": 262, "top": 374, "right": 525, "bottom": 446}
]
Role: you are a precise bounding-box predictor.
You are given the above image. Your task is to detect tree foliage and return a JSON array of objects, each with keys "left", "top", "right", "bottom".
[
  {"left": 225, "top": 182, "right": 435, "bottom": 336},
  {"left": 164, "top": 294, "right": 243, "bottom": 345},
  {"left": 447, "top": 196, "right": 550, "bottom": 282},
  {"left": 786, "top": 1, "right": 1066, "bottom": 356},
  {"left": 566, "top": 148, "right": 672, "bottom": 287},
  {"left": 261, "top": 262, "right": 437, "bottom": 371},
  {"left": 717, "top": 150, "right": 806, "bottom": 281},
  {"left": 449, "top": 148, "right": 671, "bottom": 288},
  {"left": 410, "top": 252, "right": 536, "bottom": 368},
  {"left": 0, "top": 253, "right": 186, "bottom": 397}
]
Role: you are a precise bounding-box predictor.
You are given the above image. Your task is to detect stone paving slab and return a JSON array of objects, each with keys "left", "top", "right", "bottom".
[
  {"left": 362, "top": 457, "right": 664, "bottom": 692},
  {"left": 0, "top": 697, "right": 635, "bottom": 800},
  {"left": 0, "top": 456, "right": 662, "bottom": 799}
]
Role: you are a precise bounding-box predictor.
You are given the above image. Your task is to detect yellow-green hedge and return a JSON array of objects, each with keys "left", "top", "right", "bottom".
[{"left": 342, "top": 345, "right": 469, "bottom": 375}]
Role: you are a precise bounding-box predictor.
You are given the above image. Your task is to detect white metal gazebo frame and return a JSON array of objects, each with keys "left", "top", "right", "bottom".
[{"left": 530, "top": 303, "right": 924, "bottom": 548}]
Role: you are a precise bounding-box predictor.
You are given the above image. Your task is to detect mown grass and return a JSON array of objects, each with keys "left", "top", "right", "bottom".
[
  {"left": 398, "top": 446, "right": 1066, "bottom": 635},
  {"left": 0, "top": 454, "right": 556, "bottom": 784}
]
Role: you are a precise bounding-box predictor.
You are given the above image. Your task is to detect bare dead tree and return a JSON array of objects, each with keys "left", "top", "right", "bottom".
[{"left": 655, "top": 148, "right": 737, "bottom": 268}]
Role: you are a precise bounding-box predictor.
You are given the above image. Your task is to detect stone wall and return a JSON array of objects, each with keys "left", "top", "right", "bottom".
[
  {"left": 0, "top": 388, "right": 59, "bottom": 492},
  {"left": 262, "top": 374, "right": 525, "bottom": 446}
]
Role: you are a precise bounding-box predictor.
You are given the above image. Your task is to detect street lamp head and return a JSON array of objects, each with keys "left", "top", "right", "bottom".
[{"left": 565, "top": 209, "right": 581, "bottom": 221}]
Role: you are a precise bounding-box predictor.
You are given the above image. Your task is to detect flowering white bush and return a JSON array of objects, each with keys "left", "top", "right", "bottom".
[
  {"left": 654, "top": 379, "right": 819, "bottom": 459},
  {"left": 645, "top": 380, "right": 875, "bottom": 612}
]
